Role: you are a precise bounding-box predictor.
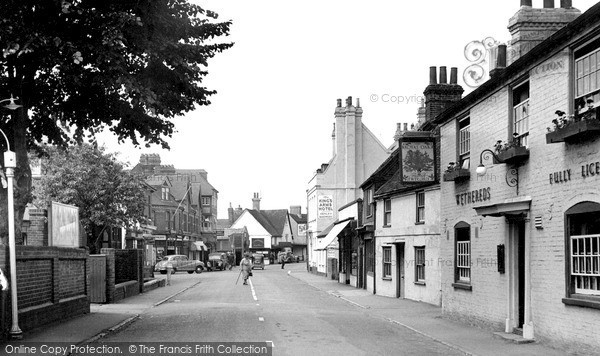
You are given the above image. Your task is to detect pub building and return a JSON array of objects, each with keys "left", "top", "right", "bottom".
[{"left": 420, "top": 1, "right": 600, "bottom": 352}]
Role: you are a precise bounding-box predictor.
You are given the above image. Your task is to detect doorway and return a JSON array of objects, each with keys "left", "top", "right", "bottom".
[
  {"left": 508, "top": 218, "right": 526, "bottom": 332},
  {"left": 517, "top": 220, "right": 525, "bottom": 329},
  {"left": 396, "top": 243, "right": 405, "bottom": 298}
]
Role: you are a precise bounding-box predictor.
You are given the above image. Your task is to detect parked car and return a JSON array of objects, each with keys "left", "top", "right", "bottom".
[
  {"left": 207, "top": 252, "right": 227, "bottom": 271},
  {"left": 155, "top": 255, "right": 204, "bottom": 274},
  {"left": 252, "top": 253, "right": 265, "bottom": 270}
]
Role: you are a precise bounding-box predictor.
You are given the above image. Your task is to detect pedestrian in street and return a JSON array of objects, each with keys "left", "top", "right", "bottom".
[
  {"left": 227, "top": 252, "right": 234, "bottom": 271},
  {"left": 280, "top": 252, "right": 286, "bottom": 269},
  {"left": 239, "top": 253, "right": 253, "bottom": 285}
]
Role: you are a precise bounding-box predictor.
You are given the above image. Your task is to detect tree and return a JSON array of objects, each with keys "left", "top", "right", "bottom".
[
  {"left": 33, "top": 144, "right": 148, "bottom": 253},
  {"left": 0, "top": 1, "right": 232, "bottom": 242}
]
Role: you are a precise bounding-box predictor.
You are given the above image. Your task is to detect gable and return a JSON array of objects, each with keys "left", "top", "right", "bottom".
[{"left": 230, "top": 210, "right": 271, "bottom": 237}]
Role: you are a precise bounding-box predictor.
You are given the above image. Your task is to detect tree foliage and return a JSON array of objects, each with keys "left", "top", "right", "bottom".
[
  {"left": 33, "top": 144, "right": 149, "bottom": 252},
  {"left": 0, "top": 0, "right": 232, "bottom": 241}
]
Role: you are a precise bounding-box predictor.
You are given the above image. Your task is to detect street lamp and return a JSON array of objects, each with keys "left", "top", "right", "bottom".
[
  {"left": 1, "top": 95, "right": 23, "bottom": 339},
  {"left": 476, "top": 148, "right": 519, "bottom": 194}
]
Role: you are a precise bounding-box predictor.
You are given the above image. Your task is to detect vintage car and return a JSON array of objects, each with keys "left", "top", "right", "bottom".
[
  {"left": 154, "top": 255, "right": 204, "bottom": 274},
  {"left": 207, "top": 252, "right": 227, "bottom": 271},
  {"left": 252, "top": 253, "right": 265, "bottom": 270}
]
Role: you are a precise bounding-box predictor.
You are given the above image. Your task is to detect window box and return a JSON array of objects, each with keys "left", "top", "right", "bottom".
[
  {"left": 546, "top": 119, "right": 600, "bottom": 144},
  {"left": 452, "top": 282, "right": 472, "bottom": 291},
  {"left": 495, "top": 146, "right": 529, "bottom": 165},
  {"left": 443, "top": 168, "right": 470, "bottom": 182}
]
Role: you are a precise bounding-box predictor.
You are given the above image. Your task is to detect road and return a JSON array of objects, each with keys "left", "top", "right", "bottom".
[{"left": 97, "top": 263, "right": 464, "bottom": 356}]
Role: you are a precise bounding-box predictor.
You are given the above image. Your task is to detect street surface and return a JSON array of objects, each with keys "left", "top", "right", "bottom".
[{"left": 97, "top": 263, "right": 463, "bottom": 356}]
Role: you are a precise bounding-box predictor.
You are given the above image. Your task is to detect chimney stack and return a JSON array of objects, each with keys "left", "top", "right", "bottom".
[
  {"left": 290, "top": 205, "right": 302, "bottom": 217},
  {"left": 508, "top": 0, "right": 580, "bottom": 64},
  {"left": 490, "top": 44, "right": 508, "bottom": 77},
  {"left": 252, "top": 193, "right": 261, "bottom": 211},
  {"left": 393, "top": 123, "right": 403, "bottom": 142},
  {"left": 423, "top": 66, "right": 464, "bottom": 122},
  {"left": 228, "top": 203, "right": 234, "bottom": 224}
]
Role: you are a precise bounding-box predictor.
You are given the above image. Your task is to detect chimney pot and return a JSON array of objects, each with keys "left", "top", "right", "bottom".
[
  {"left": 544, "top": 0, "right": 554, "bottom": 8},
  {"left": 560, "top": 0, "right": 572, "bottom": 8},
  {"left": 429, "top": 67, "right": 437, "bottom": 84},
  {"left": 497, "top": 44, "right": 507, "bottom": 68},
  {"left": 356, "top": 98, "right": 360, "bottom": 107},
  {"left": 521, "top": 0, "right": 532, "bottom": 6},
  {"left": 346, "top": 96, "right": 352, "bottom": 107},
  {"left": 403, "top": 123, "right": 408, "bottom": 131},
  {"left": 450, "top": 67, "right": 458, "bottom": 84},
  {"left": 410, "top": 123, "right": 415, "bottom": 130},
  {"left": 440, "top": 66, "right": 447, "bottom": 84},
  {"left": 337, "top": 98, "right": 342, "bottom": 107}
]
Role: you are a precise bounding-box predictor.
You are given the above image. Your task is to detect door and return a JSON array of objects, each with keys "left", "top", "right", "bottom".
[
  {"left": 396, "top": 243, "right": 405, "bottom": 298},
  {"left": 358, "top": 245, "right": 364, "bottom": 289},
  {"left": 89, "top": 255, "right": 106, "bottom": 303},
  {"left": 517, "top": 220, "right": 525, "bottom": 329}
]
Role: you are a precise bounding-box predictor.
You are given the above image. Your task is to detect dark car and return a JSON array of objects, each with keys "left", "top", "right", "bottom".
[
  {"left": 155, "top": 255, "right": 204, "bottom": 274},
  {"left": 207, "top": 252, "right": 227, "bottom": 271}
]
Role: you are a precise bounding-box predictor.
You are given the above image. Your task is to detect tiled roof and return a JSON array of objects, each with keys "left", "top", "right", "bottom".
[
  {"left": 289, "top": 214, "right": 307, "bottom": 224},
  {"left": 360, "top": 148, "right": 400, "bottom": 189},
  {"left": 217, "top": 219, "right": 232, "bottom": 229},
  {"left": 176, "top": 169, "right": 218, "bottom": 194},
  {"left": 374, "top": 169, "right": 437, "bottom": 198},
  {"left": 247, "top": 209, "right": 288, "bottom": 237}
]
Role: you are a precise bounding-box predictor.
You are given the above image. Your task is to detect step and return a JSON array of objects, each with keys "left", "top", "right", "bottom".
[{"left": 493, "top": 332, "right": 535, "bottom": 344}]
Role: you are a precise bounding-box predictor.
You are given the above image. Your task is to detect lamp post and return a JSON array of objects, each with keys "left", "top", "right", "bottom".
[
  {"left": 1, "top": 95, "right": 23, "bottom": 339},
  {"left": 476, "top": 148, "right": 519, "bottom": 194}
]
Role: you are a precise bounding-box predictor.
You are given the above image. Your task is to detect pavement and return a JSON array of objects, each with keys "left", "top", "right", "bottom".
[{"left": 5, "top": 264, "right": 577, "bottom": 356}]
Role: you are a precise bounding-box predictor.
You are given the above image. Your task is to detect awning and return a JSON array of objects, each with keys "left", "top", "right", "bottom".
[
  {"left": 190, "top": 241, "right": 207, "bottom": 251},
  {"left": 474, "top": 196, "right": 532, "bottom": 217},
  {"left": 315, "top": 220, "right": 351, "bottom": 251}
]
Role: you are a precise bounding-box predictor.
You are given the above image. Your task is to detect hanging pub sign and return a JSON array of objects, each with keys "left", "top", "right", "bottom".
[{"left": 399, "top": 132, "right": 436, "bottom": 183}]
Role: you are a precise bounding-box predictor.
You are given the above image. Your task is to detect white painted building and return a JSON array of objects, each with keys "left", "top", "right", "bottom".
[{"left": 307, "top": 96, "right": 390, "bottom": 276}]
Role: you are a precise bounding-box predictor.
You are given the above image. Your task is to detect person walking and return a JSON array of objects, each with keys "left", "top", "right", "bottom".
[
  {"left": 280, "top": 252, "right": 286, "bottom": 269},
  {"left": 227, "top": 252, "right": 234, "bottom": 271},
  {"left": 239, "top": 253, "right": 253, "bottom": 285}
]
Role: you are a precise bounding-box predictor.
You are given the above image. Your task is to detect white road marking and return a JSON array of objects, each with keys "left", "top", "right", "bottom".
[
  {"left": 258, "top": 317, "right": 264, "bottom": 322},
  {"left": 249, "top": 278, "right": 258, "bottom": 301}
]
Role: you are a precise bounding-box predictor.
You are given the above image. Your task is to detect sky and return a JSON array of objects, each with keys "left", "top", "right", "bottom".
[{"left": 99, "top": 0, "right": 598, "bottom": 219}]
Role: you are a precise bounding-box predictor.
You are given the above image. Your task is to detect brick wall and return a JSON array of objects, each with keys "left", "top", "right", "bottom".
[
  {"left": 101, "top": 248, "right": 144, "bottom": 302},
  {"left": 25, "top": 209, "right": 48, "bottom": 246},
  {"left": 6, "top": 246, "right": 90, "bottom": 334}
]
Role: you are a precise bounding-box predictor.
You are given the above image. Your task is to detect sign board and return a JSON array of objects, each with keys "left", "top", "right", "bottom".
[
  {"left": 251, "top": 238, "right": 264, "bottom": 248},
  {"left": 399, "top": 137, "right": 436, "bottom": 183},
  {"left": 327, "top": 248, "right": 338, "bottom": 259},
  {"left": 298, "top": 224, "right": 307, "bottom": 236},
  {"left": 318, "top": 195, "right": 334, "bottom": 218},
  {"left": 48, "top": 201, "right": 80, "bottom": 247}
]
